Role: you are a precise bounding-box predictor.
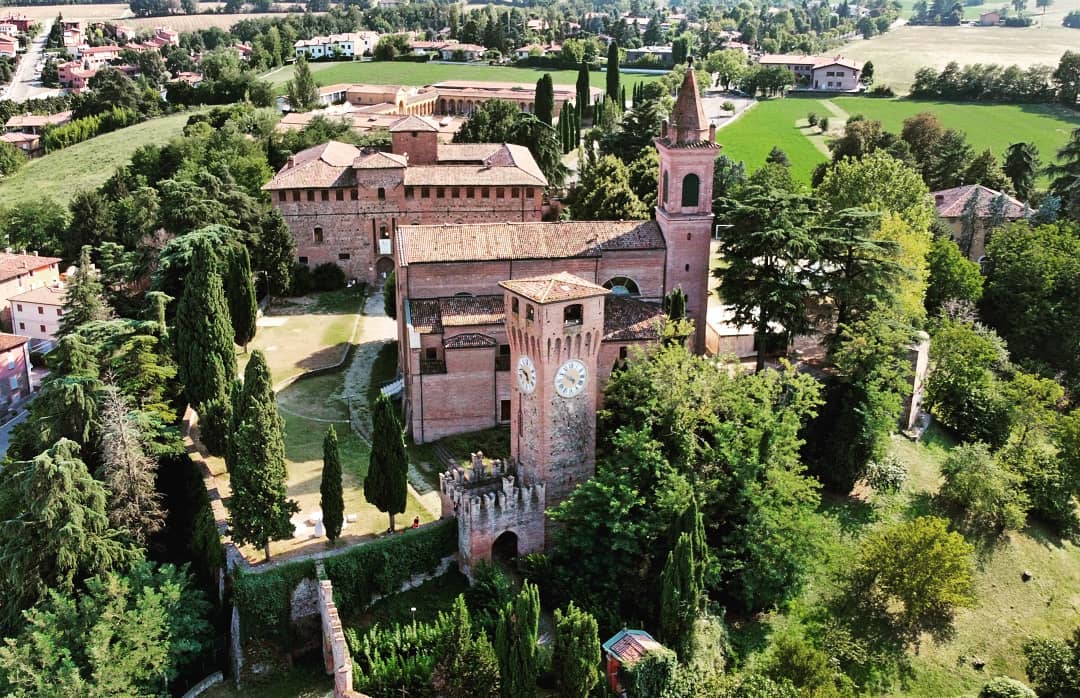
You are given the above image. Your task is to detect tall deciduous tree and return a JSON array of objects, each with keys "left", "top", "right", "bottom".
[
  {"left": 925, "top": 236, "right": 983, "bottom": 314},
  {"left": 1003, "top": 142, "right": 1040, "bottom": 201},
  {"left": 58, "top": 246, "right": 112, "bottom": 337},
  {"left": 552, "top": 602, "right": 601, "bottom": 698},
  {"left": 495, "top": 582, "right": 540, "bottom": 698},
  {"left": 320, "top": 425, "right": 344, "bottom": 542},
  {"left": 228, "top": 351, "right": 298, "bottom": 560},
  {"left": 0, "top": 439, "right": 135, "bottom": 632},
  {"left": 97, "top": 385, "right": 164, "bottom": 546},
  {"left": 225, "top": 246, "right": 258, "bottom": 353},
  {"left": 286, "top": 54, "right": 318, "bottom": 112},
  {"left": 365, "top": 393, "right": 408, "bottom": 532},
  {"left": 534, "top": 73, "right": 554, "bottom": 126},
  {"left": 606, "top": 41, "right": 620, "bottom": 105}
]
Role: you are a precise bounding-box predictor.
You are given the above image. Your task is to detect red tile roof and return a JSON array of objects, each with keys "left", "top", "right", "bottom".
[
  {"left": 5, "top": 111, "right": 73, "bottom": 129},
  {"left": 603, "top": 297, "right": 664, "bottom": 341},
  {"left": 397, "top": 220, "right": 663, "bottom": 265},
  {"left": 389, "top": 115, "right": 438, "bottom": 132},
  {"left": 408, "top": 295, "right": 504, "bottom": 333},
  {"left": 9, "top": 284, "right": 65, "bottom": 305},
  {"left": 603, "top": 629, "right": 664, "bottom": 666},
  {"left": 500, "top": 272, "right": 609, "bottom": 303},
  {"left": 932, "top": 184, "right": 1028, "bottom": 219},
  {"left": 0, "top": 253, "right": 61, "bottom": 283},
  {"left": 0, "top": 332, "right": 28, "bottom": 353}
]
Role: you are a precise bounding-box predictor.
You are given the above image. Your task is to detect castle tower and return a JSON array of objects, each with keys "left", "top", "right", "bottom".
[
  {"left": 389, "top": 115, "right": 439, "bottom": 165},
  {"left": 500, "top": 273, "right": 609, "bottom": 509},
  {"left": 655, "top": 58, "right": 719, "bottom": 354}
]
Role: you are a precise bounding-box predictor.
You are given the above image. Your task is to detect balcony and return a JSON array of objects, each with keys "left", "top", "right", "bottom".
[{"left": 420, "top": 359, "right": 446, "bottom": 375}]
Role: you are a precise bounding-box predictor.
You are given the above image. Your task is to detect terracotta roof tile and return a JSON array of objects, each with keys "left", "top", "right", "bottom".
[
  {"left": 409, "top": 298, "right": 441, "bottom": 333},
  {"left": 354, "top": 151, "right": 407, "bottom": 169},
  {"left": 0, "top": 332, "right": 28, "bottom": 353},
  {"left": 500, "top": 272, "right": 609, "bottom": 303},
  {"left": 932, "top": 184, "right": 1029, "bottom": 219},
  {"left": 603, "top": 629, "right": 664, "bottom": 666},
  {"left": 389, "top": 115, "right": 438, "bottom": 132},
  {"left": 403, "top": 164, "right": 545, "bottom": 187},
  {"left": 0, "top": 253, "right": 61, "bottom": 283},
  {"left": 398, "top": 221, "right": 663, "bottom": 265},
  {"left": 408, "top": 295, "right": 505, "bottom": 333},
  {"left": 603, "top": 297, "right": 664, "bottom": 341},
  {"left": 9, "top": 284, "right": 65, "bottom": 305},
  {"left": 4, "top": 111, "right": 72, "bottom": 129},
  {"left": 444, "top": 332, "right": 497, "bottom": 348},
  {"left": 262, "top": 141, "right": 361, "bottom": 190}
]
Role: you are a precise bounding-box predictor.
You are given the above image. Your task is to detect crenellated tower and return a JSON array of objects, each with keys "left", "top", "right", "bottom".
[{"left": 655, "top": 57, "right": 720, "bottom": 354}]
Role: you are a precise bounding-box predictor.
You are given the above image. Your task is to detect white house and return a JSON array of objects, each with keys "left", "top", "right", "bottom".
[
  {"left": 757, "top": 54, "right": 864, "bottom": 92},
  {"left": 294, "top": 32, "right": 380, "bottom": 60},
  {"left": 438, "top": 43, "right": 486, "bottom": 61},
  {"left": 9, "top": 283, "right": 66, "bottom": 344}
]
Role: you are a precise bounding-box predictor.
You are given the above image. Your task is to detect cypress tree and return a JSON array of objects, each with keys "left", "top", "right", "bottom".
[
  {"left": 535, "top": 73, "right": 554, "bottom": 126},
  {"left": 576, "top": 59, "right": 590, "bottom": 122},
  {"left": 58, "top": 246, "right": 111, "bottom": 337},
  {"left": 320, "top": 425, "right": 344, "bottom": 542},
  {"left": 620, "top": 84, "right": 627, "bottom": 111},
  {"left": 606, "top": 40, "right": 620, "bottom": 104},
  {"left": 552, "top": 602, "right": 601, "bottom": 698},
  {"left": 663, "top": 287, "right": 688, "bottom": 320},
  {"left": 175, "top": 239, "right": 236, "bottom": 415},
  {"left": 228, "top": 350, "right": 298, "bottom": 560},
  {"left": 225, "top": 246, "right": 258, "bottom": 353},
  {"left": 365, "top": 393, "right": 408, "bottom": 532},
  {"left": 659, "top": 532, "right": 701, "bottom": 660},
  {"left": 495, "top": 582, "right": 540, "bottom": 698},
  {"left": 679, "top": 498, "right": 709, "bottom": 592}
]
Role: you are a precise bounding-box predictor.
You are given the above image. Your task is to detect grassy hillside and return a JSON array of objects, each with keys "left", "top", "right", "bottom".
[
  {"left": 265, "top": 60, "right": 665, "bottom": 92},
  {"left": 0, "top": 111, "right": 198, "bottom": 207}
]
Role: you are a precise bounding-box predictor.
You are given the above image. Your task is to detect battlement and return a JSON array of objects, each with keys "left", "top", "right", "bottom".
[{"left": 439, "top": 452, "right": 546, "bottom": 576}]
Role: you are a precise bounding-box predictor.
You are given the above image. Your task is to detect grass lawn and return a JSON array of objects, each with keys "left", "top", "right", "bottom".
[
  {"left": 354, "top": 569, "right": 470, "bottom": 629},
  {"left": 265, "top": 60, "right": 665, "bottom": 92},
  {"left": 0, "top": 110, "right": 200, "bottom": 207},
  {"left": 832, "top": 97, "right": 1080, "bottom": 178},
  {"left": 717, "top": 98, "right": 831, "bottom": 183},
  {"left": 201, "top": 662, "right": 331, "bottom": 698},
  {"left": 839, "top": 17, "right": 1080, "bottom": 94}
]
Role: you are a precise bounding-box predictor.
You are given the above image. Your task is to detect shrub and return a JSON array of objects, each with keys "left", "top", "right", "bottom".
[
  {"left": 312, "top": 262, "right": 346, "bottom": 292},
  {"left": 348, "top": 612, "right": 449, "bottom": 695},
  {"left": 979, "top": 676, "right": 1037, "bottom": 698},
  {"left": 807, "top": 112, "right": 818, "bottom": 126},
  {"left": 865, "top": 455, "right": 907, "bottom": 493},
  {"left": 939, "top": 442, "right": 1028, "bottom": 533},
  {"left": 868, "top": 84, "right": 896, "bottom": 97},
  {"left": 1023, "top": 633, "right": 1080, "bottom": 696},
  {"left": 722, "top": 100, "right": 735, "bottom": 111},
  {"left": 287, "top": 262, "right": 313, "bottom": 296},
  {"left": 819, "top": 116, "right": 830, "bottom": 132},
  {"left": 232, "top": 558, "right": 318, "bottom": 645},
  {"left": 464, "top": 560, "right": 513, "bottom": 633}
]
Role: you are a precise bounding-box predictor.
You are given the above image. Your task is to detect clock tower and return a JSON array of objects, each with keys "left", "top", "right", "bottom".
[{"left": 501, "top": 272, "right": 610, "bottom": 508}]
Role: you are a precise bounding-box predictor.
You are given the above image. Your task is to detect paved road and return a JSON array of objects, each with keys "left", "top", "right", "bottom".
[
  {"left": 4, "top": 20, "right": 52, "bottom": 102},
  {"left": 0, "top": 409, "right": 28, "bottom": 459}
]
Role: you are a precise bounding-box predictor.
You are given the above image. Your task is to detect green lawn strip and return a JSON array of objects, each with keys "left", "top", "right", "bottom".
[
  {"left": 353, "top": 569, "right": 470, "bottom": 630},
  {"left": 201, "top": 661, "right": 331, "bottom": 698},
  {"left": 717, "top": 97, "right": 831, "bottom": 183},
  {"left": 833, "top": 97, "right": 1080, "bottom": 184},
  {"left": 268, "top": 60, "right": 665, "bottom": 92},
  {"left": 0, "top": 110, "right": 204, "bottom": 207}
]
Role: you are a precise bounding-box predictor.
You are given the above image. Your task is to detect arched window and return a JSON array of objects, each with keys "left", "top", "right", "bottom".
[
  {"left": 602, "top": 277, "right": 640, "bottom": 297},
  {"left": 564, "top": 304, "right": 583, "bottom": 326},
  {"left": 313, "top": 226, "right": 324, "bottom": 244},
  {"left": 681, "top": 174, "right": 700, "bottom": 208},
  {"left": 662, "top": 170, "right": 669, "bottom": 206}
]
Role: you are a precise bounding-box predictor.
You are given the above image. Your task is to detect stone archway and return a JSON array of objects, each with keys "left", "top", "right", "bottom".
[
  {"left": 492, "top": 530, "right": 519, "bottom": 561},
  {"left": 375, "top": 256, "right": 394, "bottom": 280}
]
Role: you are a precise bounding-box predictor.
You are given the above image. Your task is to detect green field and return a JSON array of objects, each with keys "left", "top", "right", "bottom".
[
  {"left": 0, "top": 110, "right": 199, "bottom": 207},
  {"left": 264, "top": 60, "right": 665, "bottom": 92},
  {"left": 716, "top": 98, "right": 831, "bottom": 182},
  {"left": 718, "top": 96, "right": 1080, "bottom": 185}
]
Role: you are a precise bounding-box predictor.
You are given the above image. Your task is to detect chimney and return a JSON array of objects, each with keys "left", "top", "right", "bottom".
[{"left": 934, "top": 194, "right": 945, "bottom": 205}]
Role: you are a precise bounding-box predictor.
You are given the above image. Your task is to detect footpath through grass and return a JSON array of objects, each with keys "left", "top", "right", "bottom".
[{"left": 0, "top": 110, "right": 201, "bottom": 207}]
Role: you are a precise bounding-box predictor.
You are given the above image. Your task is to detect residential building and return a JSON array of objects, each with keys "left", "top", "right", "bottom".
[
  {"left": 293, "top": 31, "right": 379, "bottom": 60},
  {"left": 758, "top": 54, "right": 865, "bottom": 91},
  {"left": 0, "top": 36, "right": 17, "bottom": 59},
  {"left": 0, "top": 252, "right": 62, "bottom": 331},
  {"left": 0, "top": 131, "right": 42, "bottom": 157},
  {"left": 625, "top": 44, "right": 674, "bottom": 67},
  {"left": 438, "top": 43, "right": 486, "bottom": 61},
  {"left": 513, "top": 43, "right": 561, "bottom": 60},
  {"left": 932, "top": 184, "right": 1030, "bottom": 261},
  {"left": 979, "top": 10, "right": 1002, "bottom": 24},
  {"left": 9, "top": 284, "right": 66, "bottom": 344},
  {"left": 5, "top": 111, "right": 73, "bottom": 134},
  {"left": 0, "top": 23, "right": 17, "bottom": 37},
  {"left": 72, "top": 44, "right": 123, "bottom": 67},
  {"left": 392, "top": 67, "right": 717, "bottom": 443},
  {"left": 0, "top": 14, "right": 33, "bottom": 32},
  {"left": 0, "top": 333, "right": 33, "bottom": 414},
  {"left": 263, "top": 114, "right": 548, "bottom": 286}
]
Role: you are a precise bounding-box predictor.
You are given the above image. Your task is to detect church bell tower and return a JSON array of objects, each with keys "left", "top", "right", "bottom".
[
  {"left": 501, "top": 273, "right": 609, "bottom": 509},
  {"left": 655, "top": 57, "right": 720, "bottom": 354}
]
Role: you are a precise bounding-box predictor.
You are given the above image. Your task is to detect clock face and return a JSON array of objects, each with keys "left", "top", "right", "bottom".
[
  {"left": 555, "top": 359, "right": 588, "bottom": 398},
  {"left": 516, "top": 355, "right": 537, "bottom": 394}
]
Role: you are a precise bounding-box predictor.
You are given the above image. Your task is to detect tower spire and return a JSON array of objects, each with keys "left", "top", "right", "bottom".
[{"left": 667, "top": 56, "right": 711, "bottom": 146}]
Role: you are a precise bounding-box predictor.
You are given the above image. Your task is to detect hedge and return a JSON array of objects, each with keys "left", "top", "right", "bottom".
[
  {"left": 232, "top": 519, "right": 457, "bottom": 644},
  {"left": 324, "top": 519, "right": 457, "bottom": 618},
  {"left": 43, "top": 106, "right": 140, "bottom": 152}
]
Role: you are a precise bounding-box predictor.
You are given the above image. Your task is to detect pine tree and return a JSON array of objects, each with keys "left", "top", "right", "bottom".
[
  {"left": 495, "top": 581, "right": 540, "bottom": 698},
  {"left": 552, "top": 602, "right": 601, "bottom": 698},
  {"left": 0, "top": 439, "right": 135, "bottom": 632},
  {"left": 1003, "top": 142, "right": 1040, "bottom": 201},
  {"left": 321, "top": 425, "right": 344, "bottom": 542},
  {"left": 606, "top": 41, "right": 621, "bottom": 105},
  {"left": 678, "top": 498, "right": 710, "bottom": 592},
  {"left": 576, "top": 59, "right": 591, "bottom": 122},
  {"left": 174, "top": 239, "right": 236, "bottom": 444},
  {"left": 286, "top": 54, "right": 318, "bottom": 112},
  {"left": 434, "top": 595, "right": 501, "bottom": 697},
  {"left": 534, "top": 73, "right": 554, "bottom": 126},
  {"left": 58, "top": 246, "right": 112, "bottom": 337},
  {"left": 225, "top": 246, "right": 258, "bottom": 353},
  {"left": 97, "top": 384, "right": 165, "bottom": 546},
  {"left": 659, "top": 532, "right": 701, "bottom": 660},
  {"left": 365, "top": 393, "right": 408, "bottom": 532},
  {"left": 228, "top": 351, "right": 298, "bottom": 560}
]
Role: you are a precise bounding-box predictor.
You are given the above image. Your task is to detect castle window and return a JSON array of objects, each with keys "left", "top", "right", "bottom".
[
  {"left": 511, "top": 187, "right": 519, "bottom": 198},
  {"left": 681, "top": 174, "right": 700, "bottom": 208},
  {"left": 405, "top": 187, "right": 414, "bottom": 199},
  {"left": 298, "top": 256, "right": 308, "bottom": 265},
  {"left": 335, "top": 189, "right": 344, "bottom": 201},
  {"left": 496, "top": 187, "right": 504, "bottom": 199},
  {"left": 603, "top": 277, "right": 640, "bottom": 296},
  {"left": 313, "top": 227, "right": 324, "bottom": 244},
  {"left": 451, "top": 187, "right": 460, "bottom": 198},
  {"left": 278, "top": 191, "right": 286, "bottom": 202},
  {"left": 525, "top": 304, "right": 535, "bottom": 322},
  {"left": 496, "top": 344, "right": 510, "bottom": 371},
  {"left": 425, "top": 348, "right": 438, "bottom": 360},
  {"left": 321, "top": 190, "right": 329, "bottom": 201},
  {"left": 482, "top": 187, "right": 490, "bottom": 199},
  {"left": 350, "top": 189, "right": 358, "bottom": 200},
  {"left": 500, "top": 399, "right": 511, "bottom": 421},
  {"left": 292, "top": 191, "right": 300, "bottom": 202},
  {"left": 437, "top": 187, "right": 445, "bottom": 198},
  {"left": 662, "top": 170, "right": 669, "bottom": 205},
  {"left": 511, "top": 298, "right": 519, "bottom": 314},
  {"left": 338, "top": 253, "right": 351, "bottom": 261},
  {"left": 619, "top": 346, "right": 629, "bottom": 360},
  {"left": 564, "top": 304, "right": 583, "bottom": 326},
  {"left": 467, "top": 187, "right": 475, "bottom": 198},
  {"left": 421, "top": 187, "right": 430, "bottom": 199},
  {"left": 306, "top": 190, "right": 315, "bottom": 202},
  {"left": 378, "top": 187, "right": 386, "bottom": 200},
  {"left": 685, "top": 264, "right": 690, "bottom": 272}
]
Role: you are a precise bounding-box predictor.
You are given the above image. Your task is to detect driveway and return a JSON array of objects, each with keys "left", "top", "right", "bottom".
[{"left": 4, "top": 19, "right": 56, "bottom": 102}]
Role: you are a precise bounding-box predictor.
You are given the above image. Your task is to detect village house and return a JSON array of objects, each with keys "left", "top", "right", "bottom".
[
  {"left": 0, "top": 36, "right": 17, "bottom": 59},
  {"left": 0, "top": 14, "right": 33, "bottom": 33},
  {"left": 9, "top": 284, "right": 66, "bottom": 345},
  {"left": 979, "top": 10, "right": 1002, "bottom": 24},
  {"left": 5, "top": 111, "right": 73, "bottom": 135},
  {"left": 513, "top": 43, "right": 562, "bottom": 60},
  {"left": 293, "top": 31, "right": 379, "bottom": 60},
  {"left": 758, "top": 54, "right": 865, "bottom": 91},
  {"left": 0, "top": 132, "right": 42, "bottom": 157},
  {"left": 931, "top": 184, "right": 1030, "bottom": 261},
  {"left": 431, "top": 80, "right": 594, "bottom": 118},
  {"left": 438, "top": 43, "right": 487, "bottom": 61},
  {"left": 0, "top": 332, "right": 33, "bottom": 415},
  {"left": 72, "top": 44, "right": 123, "bottom": 67},
  {"left": 625, "top": 44, "right": 675, "bottom": 67},
  {"left": 0, "top": 252, "right": 62, "bottom": 332},
  {"left": 0, "top": 23, "right": 17, "bottom": 37}
]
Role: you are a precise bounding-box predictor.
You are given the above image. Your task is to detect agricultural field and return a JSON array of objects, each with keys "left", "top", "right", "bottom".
[
  {"left": 715, "top": 97, "right": 831, "bottom": 182},
  {"left": 0, "top": 2, "right": 275, "bottom": 23},
  {"left": 123, "top": 10, "right": 314, "bottom": 30},
  {"left": 840, "top": 0, "right": 1080, "bottom": 96},
  {"left": 0, "top": 110, "right": 200, "bottom": 207},
  {"left": 264, "top": 59, "right": 665, "bottom": 92}
]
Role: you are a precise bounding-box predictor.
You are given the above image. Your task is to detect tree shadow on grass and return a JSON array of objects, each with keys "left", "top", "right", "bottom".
[
  {"left": 295, "top": 341, "right": 351, "bottom": 372},
  {"left": 820, "top": 490, "right": 881, "bottom": 536}
]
